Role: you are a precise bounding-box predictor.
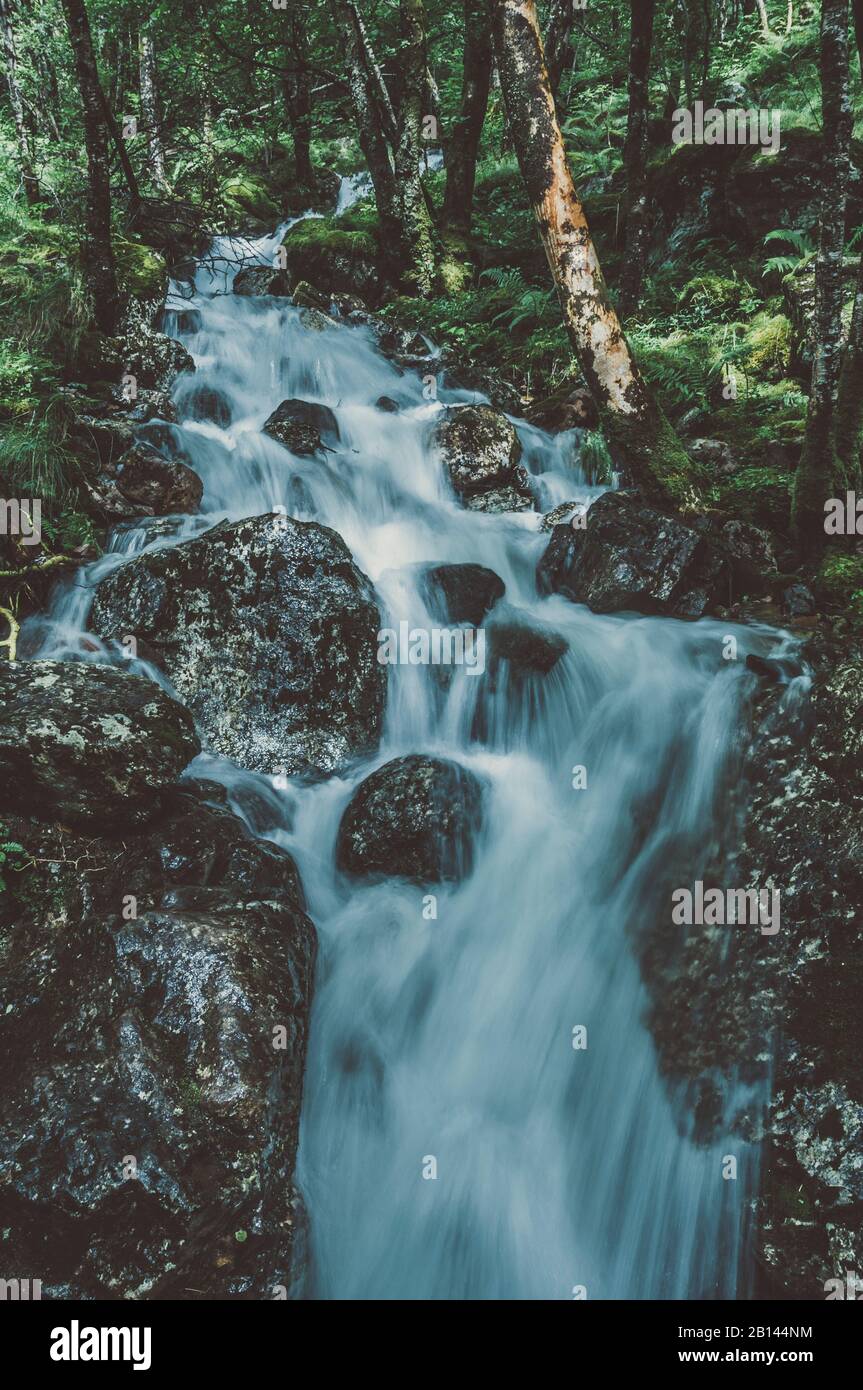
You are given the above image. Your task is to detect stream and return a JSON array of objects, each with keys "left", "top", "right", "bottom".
[{"left": 25, "top": 210, "right": 797, "bottom": 1301}]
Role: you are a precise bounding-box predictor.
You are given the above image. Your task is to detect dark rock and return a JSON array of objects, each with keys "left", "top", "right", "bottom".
[
  {"left": 438, "top": 358, "right": 522, "bottom": 414},
  {"left": 262, "top": 399, "right": 339, "bottom": 456},
  {"left": 178, "top": 383, "right": 232, "bottom": 428},
  {"left": 687, "top": 437, "right": 738, "bottom": 476},
  {"left": 375, "top": 395, "right": 400, "bottom": 413},
  {"left": 423, "top": 563, "right": 506, "bottom": 627},
  {"left": 540, "top": 501, "right": 583, "bottom": 531},
  {"left": 233, "top": 265, "right": 292, "bottom": 297},
  {"left": 783, "top": 582, "right": 817, "bottom": 617},
  {"left": 463, "top": 472, "right": 536, "bottom": 514},
  {"left": 433, "top": 404, "right": 523, "bottom": 499},
  {"left": 488, "top": 620, "right": 568, "bottom": 678},
  {"left": 279, "top": 222, "right": 386, "bottom": 305},
  {"left": 745, "top": 652, "right": 799, "bottom": 685},
  {"left": 0, "top": 784, "right": 315, "bottom": 1299},
  {"left": 526, "top": 386, "right": 598, "bottom": 433},
  {"left": 292, "top": 280, "right": 331, "bottom": 312},
  {"left": 715, "top": 518, "right": 776, "bottom": 596},
  {"left": 537, "top": 490, "right": 726, "bottom": 617},
  {"left": 336, "top": 754, "right": 483, "bottom": 884},
  {"left": 90, "top": 512, "right": 386, "bottom": 778},
  {"left": 0, "top": 660, "right": 199, "bottom": 831},
  {"left": 119, "top": 301, "right": 195, "bottom": 393},
  {"left": 114, "top": 442, "right": 203, "bottom": 515}
]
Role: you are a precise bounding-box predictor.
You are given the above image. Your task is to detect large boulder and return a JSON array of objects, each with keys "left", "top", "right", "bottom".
[
  {"left": 90, "top": 513, "right": 386, "bottom": 778},
  {"left": 336, "top": 754, "right": 483, "bottom": 884},
  {"left": 279, "top": 219, "right": 386, "bottom": 306},
  {"left": 0, "top": 781, "right": 316, "bottom": 1299},
  {"left": 433, "top": 404, "right": 528, "bottom": 505},
  {"left": 0, "top": 660, "right": 199, "bottom": 830},
  {"left": 119, "top": 301, "right": 195, "bottom": 393},
  {"left": 487, "top": 620, "right": 568, "bottom": 681},
  {"left": 262, "top": 399, "right": 339, "bottom": 457},
  {"left": 537, "top": 489, "right": 725, "bottom": 617}
]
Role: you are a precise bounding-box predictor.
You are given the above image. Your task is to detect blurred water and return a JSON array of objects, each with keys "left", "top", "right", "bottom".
[{"left": 25, "top": 216, "right": 800, "bottom": 1301}]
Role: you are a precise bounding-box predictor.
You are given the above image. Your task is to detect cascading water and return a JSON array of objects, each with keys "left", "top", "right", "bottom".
[{"left": 26, "top": 213, "right": 801, "bottom": 1300}]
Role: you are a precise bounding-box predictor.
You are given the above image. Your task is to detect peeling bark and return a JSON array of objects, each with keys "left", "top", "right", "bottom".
[
  {"left": 492, "top": 0, "right": 702, "bottom": 510},
  {"left": 60, "top": 0, "right": 120, "bottom": 335},
  {"left": 618, "top": 0, "right": 656, "bottom": 319},
  {"left": 792, "top": 0, "right": 852, "bottom": 554},
  {"left": 443, "top": 0, "right": 492, "bottom": 234}
]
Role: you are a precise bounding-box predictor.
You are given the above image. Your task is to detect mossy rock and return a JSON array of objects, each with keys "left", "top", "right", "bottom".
[
  {"left": 280, "top": 216, "right": 387, "bottom": 306},
  {"left": 741, "top": 312, "right": 792, "bottom": 382},
  {"left": 114, "top": 238, "right": 167, "bottom": 301},
  {"left": 220, "top": 174, "right": 281, "bottom": 225}
]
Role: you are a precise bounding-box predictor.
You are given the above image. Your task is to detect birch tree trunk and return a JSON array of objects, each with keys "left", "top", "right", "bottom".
[
  {"left": 0, "top": 0, "right": 39, "bottom": 204},
  {"left": 60, "top": 0, "right": 120, "bottom": 335},
  {"left": 139, "top": 28, "right": 169, "bottom": 191},
  {"left": 442, "top": 0, "right": 492, "bottom": 234},
  {"left": 492, "top": 0, "right": 703, "bottom": 510},
  {"left": 618, "top": 0, "right": 656, "bottom": 319},
  {"left": 792, "top": 0, "right": 852, "bottom": 553},
  {"left": 755, "top": 0, "right": 772, "bottom": 38}
]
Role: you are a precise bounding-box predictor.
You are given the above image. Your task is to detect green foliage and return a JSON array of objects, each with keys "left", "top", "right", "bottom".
[
  {"left": 0, "top": 837, "right": 27, "bottom": 894},
  {"left": 816, "top": 554, "right": 863, "bottom": 620}
]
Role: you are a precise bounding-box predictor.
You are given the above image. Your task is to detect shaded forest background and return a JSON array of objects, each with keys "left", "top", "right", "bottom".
[{"left": 1, "top": 0, "right": 862, "bottom": 621}]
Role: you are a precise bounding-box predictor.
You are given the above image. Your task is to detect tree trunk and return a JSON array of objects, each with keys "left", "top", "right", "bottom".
[
  {"left": 392, "top": 0, "right": 437, "bottom": 296},
  {"left": 0, "top": 0, "right": 39, "bottom": 204},
  {"left": 139, "top": 28, "right": 169, "bottom": 191},
  {"left": 492, "top": 0, "right": 702, "bottom": 510},
  {"left": 618, "top": 0, "right": 656, "bottom": 319},
  {"left": 792, "top": 0, "right": 852, "bottom": 553},
  {"left": 443, "top": 0, "right": 492, "bottom": 234},
  {"left": 280, "top": 5, "right": 315, "bottom": 188},
  {"left": 334, "top": 0, "right": 399, "bottom": 242},
  {"left": 60, "top": 0, "right": 120, "bottom": 335},
  {"left": 755, "top": 0, "right": 771, "bottom": 37},
  {"left": 546, "top": 0, "right": 574, "bottom": 110}
]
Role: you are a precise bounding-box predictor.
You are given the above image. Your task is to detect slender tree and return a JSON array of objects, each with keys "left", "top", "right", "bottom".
[
  {"left": 334, "top": 0, "right": 399, "bottom": 242},
  {"left": 618, "top": 0, "right": 656, "bottom": 319},
  {"left": 282, "top": 6, "right": 315, "bottom": 187},
  {"left": 139, "top": 26, "right": 169, "bottom": 191},
  {"left": 545, "top": 0, "right": 574, "bottom": 110},
  {"left": 60, "top": 0, "right": 120, "bottom": 334},
  {"left": 442, "top": 0, "right": 492, "bottom": 235},
  {"left": 392, "top": 0, "right": 437, "bottom": 295},
  {"left": 0, "top": 0, "right": 39, "bottom": 204},
  {"left": 492, "top": 0, "right": 703, "bottom": 509},
  {"left": 792, "top": 0, "right": 852, "bottom": 553}
]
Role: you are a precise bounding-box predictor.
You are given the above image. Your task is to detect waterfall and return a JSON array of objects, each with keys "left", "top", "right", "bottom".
[{"left": 26, "top": 215, "right": 797, "bottom": 1301}]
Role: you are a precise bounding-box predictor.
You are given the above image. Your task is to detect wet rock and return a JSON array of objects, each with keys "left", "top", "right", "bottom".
[
  {"left": 178, "top": 383, "right": 232, "bottom": 427},
  {"left": 537, "top": 490, "right": 725, "bottom": 617},
  {"left": 643, "top": 633, "right": 863, "bottom": 1297},
  {"left": 526, "top": 385, "right": 599, "bottom": 433},
  {"left": 0, "top": 783, "right": 316, "bottom": 1299},
  {"left": 423, "top": 563, "right": 506, "bottom": 627},
  {"left": 437, "top": 358, "right": 522, "bottom": 414},
  {"left": 114, "top": 442, "right": 203, "bottom": 515},
  {"left": 488, "top": 620, "right": 568, "bottom": 679},
  {"left": 262, "top": 399, "right": 339, "bottom": 456},
  {"left": 336, "top": 754, "right": 483, "bottom": 884},
  {"left": 433, "top": 404, "right": 523, "bottom": 501},
  {"left": 0, "top": 660, "right": 199, "bottom": 831},
  {"left": 233, "top": 265, "right": 292, "bottom": 297},
  {"left": 463, "top": 474, "right": 535, "bottom": 514},
  {"left": 540, "top": 501, "right": 583, "bottom": 531},
  {"left": 783, "top": 582, "right": 817, "bottom": 617},
  {"left": 375, "top": 395, "right": 400, "bottom": 413},
  {"left": 279, "top": 220, "right": 386, "bottom": 305},
  {"left": 119, "top": 301, "right": 195, "bottom": 393},
  {"left": 90, "top": 512, "right": 386, "bottom": 778}
]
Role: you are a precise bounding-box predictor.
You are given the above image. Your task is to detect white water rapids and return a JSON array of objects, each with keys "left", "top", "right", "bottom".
[{"left": 25, "top": 215, "right": 802, "bottom": 1300}]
